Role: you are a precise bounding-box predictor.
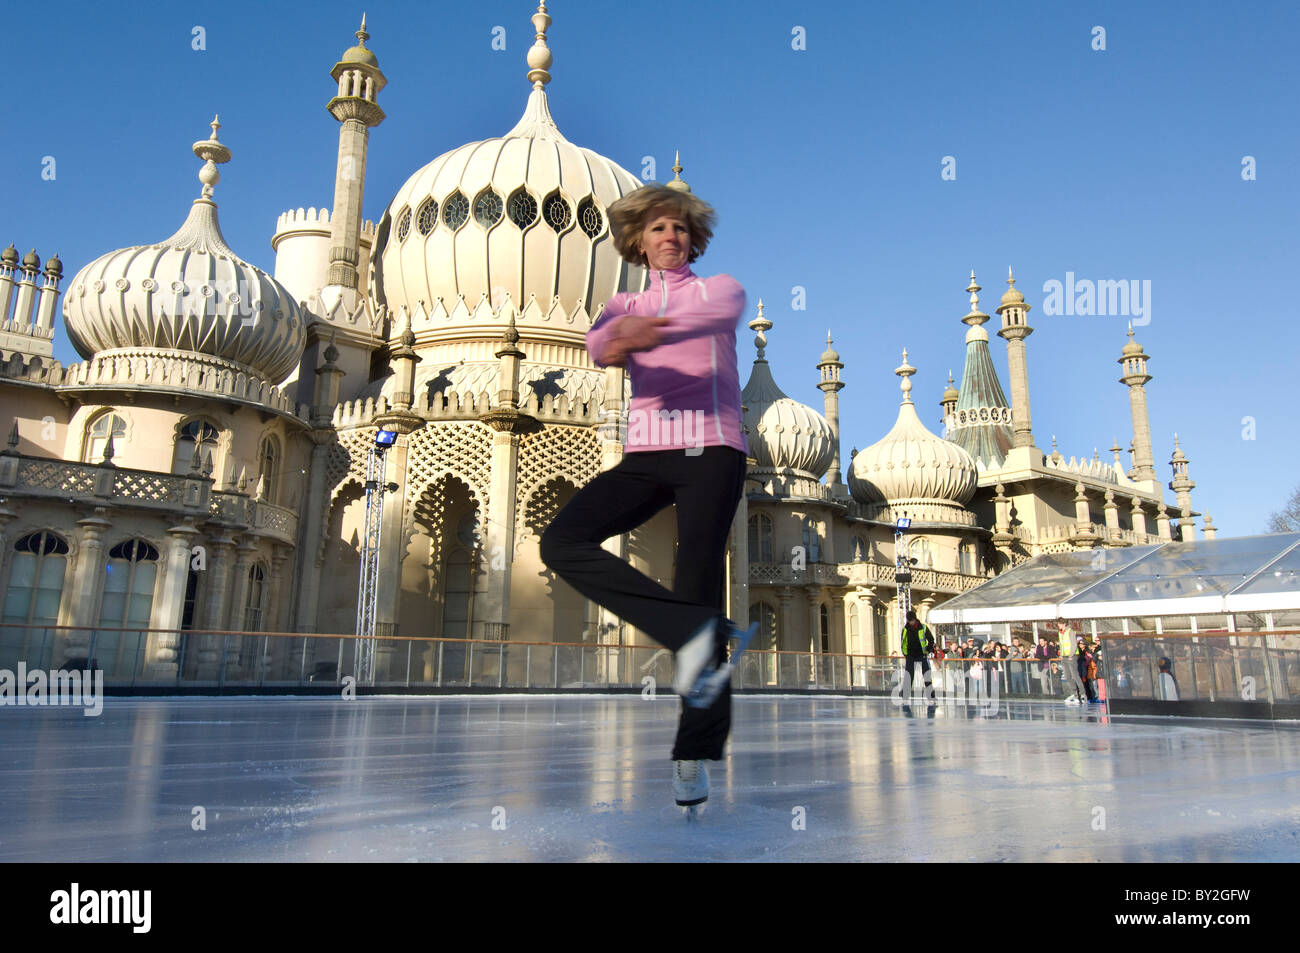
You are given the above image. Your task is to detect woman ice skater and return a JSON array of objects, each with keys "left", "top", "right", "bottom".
[{"left": 540, "top": 182, "right": 750, "bottom": 812}]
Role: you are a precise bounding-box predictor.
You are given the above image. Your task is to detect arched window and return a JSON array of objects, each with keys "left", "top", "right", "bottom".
[
  {"left": 257, "top": 436, "right": 280, "bottom": 504},
  {"left": 174, "top": 419, "right": 219, "bottom": 475},
  {"left": 909, "top": 537, "right": 933, "bottom": 570},
  {"left": 242, "top": 564, "right": 267, "bottom": 632},
  {"left": 748, "top": 513, "right": 773, "bottom": 563},
  {"left": 849, "top": 603, "right": 860, "bottom": 653},
  {"left": 97, "top": 539, "right": 159, "bottom": 675},
  {"left": 1, "top": 531, "right": 69, "bottom": 670},
  {"left": 959, "top": 541, "right": 976, "bottom": 575},
  {"left": 442, "top": 548, "right": 473, "bottom": 638},
  {"left": 872, "top": 604, "right": 889, "bottom": 656},
  {"left": 3, "top": 531, "right": 69, "bottom": 626},
  {"left": 100, "top": 539, "right": 159, "bottom": 629},
  {"left": 802, "top": 517, "right": 821, "bottom": 563},
  {"left": 84, "top": 413, "right": 126, "bottom": 463}
]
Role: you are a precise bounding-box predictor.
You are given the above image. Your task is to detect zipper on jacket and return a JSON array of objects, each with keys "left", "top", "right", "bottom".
[{"left": 657, "top": 270, "right": 668, "bottom": 316}]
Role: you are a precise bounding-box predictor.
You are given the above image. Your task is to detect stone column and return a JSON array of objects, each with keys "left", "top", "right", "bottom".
[
  {"left": 1156, "top": 504, "right": 1172, "bottom": 541},
  {"left": 829, "top": 589, "right": 846, "bottom": 654},
  {"left": 148, "top": 520, "right": 201, "bottom": 677},
  {"left": 480, "top": 427, "right": 520, "bottom": 641},
  {"left": 293, "top": 436, "right": 334, "bottom": 633},
  {"left": 224, "top": 538, "right": 257, "bottom": 677},
  {"left": 1103, "top": 489, "right": 1121, "bottom": 542},
  {"left": 65, "top": 510, "right": 113, "bottom": 665},
  {"left": 195, "top": 535, "right": 234, "bottom": 679},
  {"left": 777, "top": 586, "right": 794, "bottom": 653},
  {"left": 1130, "top": 498, "right": 1148, "bottom": 539}
]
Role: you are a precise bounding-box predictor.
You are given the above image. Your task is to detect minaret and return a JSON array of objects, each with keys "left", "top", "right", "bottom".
[
  {"left": 940, "top": 371, "right": 958, "bottom": 431},
  {"left": 1169, "top": 434, "right": 1197, "bottom": 541},
  {"left": 951, "top": 272, "right": 1013, "bottom": 467},
  {"left": 996, "top": 267, "right": 1036, "bottom": 451},
  {"left": 1118, "top": 324, "right": 1157, "bottom": 482},
  {"left": 325, "top": 14, "right": 386, "bottom": 295},
  {"left": 817, "top": 331, "right": 845, "bottom": 486}
]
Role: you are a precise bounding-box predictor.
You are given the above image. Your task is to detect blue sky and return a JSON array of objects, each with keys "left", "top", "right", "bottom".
[{"left": 3, "top": 0, "right": 1296, "bottom": 534}]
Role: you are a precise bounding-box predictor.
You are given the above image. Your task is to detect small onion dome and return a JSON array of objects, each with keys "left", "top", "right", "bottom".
[
  {"left": 2, "top": 244, "right": 18, "bottom": 266},
  {"left": 1170, "top": 434, "right": 1187, "bottom": 463},
  {"left": 62, "top": 118, "right": 304, "bottom": 384},
  {"left": 1121, "top": 324, "right": 1144, "bottom": 357},
  {"left": 849, "top": 351, "right": 977, "bottom": 508},
  {"left": 1000, "top": 266, "right": 1025, "bottom": 306},
  {"left": 941, "top": 371, "right": 959, "bottom": 404},
  {"left": 340, "top": 15, "right": 378, "bottom": 67},
  {"left": 44, "top": 254, "right": 63, "bottom": 279},
  {"left": 820, "top": 331, "right": 840, "bottom": 363},
  {"left": 21, "top": 249, "right": 39, "bottom": 271}
]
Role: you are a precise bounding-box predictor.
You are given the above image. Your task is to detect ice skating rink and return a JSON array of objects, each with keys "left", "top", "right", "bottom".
[{"left": 1, "top": 694, "right": 1297, "bottom": 862}]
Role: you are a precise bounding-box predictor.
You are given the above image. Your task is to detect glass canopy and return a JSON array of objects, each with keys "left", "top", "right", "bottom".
[{"left": 929, "top": 533, "right": 1300, "bottom": 624}]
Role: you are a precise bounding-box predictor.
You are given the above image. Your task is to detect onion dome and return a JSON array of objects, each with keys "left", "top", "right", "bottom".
[
  {"left": 63, "top": 117, "right": 304, "bottom": 383},
  {"left": 820, "top": 331, "right": 840, "bottom": 363},
  {"left": 371, "top": 2, "right": 644, "bottom": 336},
  {"left": 44, "top": 254, "right": 62, "bottom": 280},
  {"left": 21, "top": 250, "right": 39, "bottom": 271},
  {"left": 339, "top": 14, "right": 378, "bottom": 67},
  {"left": 941, "top": 371, "right": 959, "bottom": 405},
  {"left": 740, "top": 301, "right": 835, "bottom": 479},
  {"left": 1121, "top": 323, "right": 1144, "bottom": 357},
  {"left": 1, "top": 245, "right": 17, "bottom": 267},
  {"left": 666, "top": 151, "right": 691, "bottom": 193},
  {"left": 849, "top": 350, "right": 977, "bottom": 519},
  {"left": 1000, "top": 266, "right": 1025, "bottom": 306}
]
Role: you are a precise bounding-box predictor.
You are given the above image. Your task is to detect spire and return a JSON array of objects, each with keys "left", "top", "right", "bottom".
[
  {"left": 895, "top": 348, "right": 916, "bottom": 404},
  {"left": 952, "top": 270, "right": 1013, "bottom": 466},
  {"left": 962, "top": 270, "right": 991, "bottom": 334},
  {"left": 748, "top": 299, "right": 771, "bottom": 361},
  {"left": 358, "top": 12, "right": 368, "bottom": 44},
  {"left": 666, "top": 150, "right": 691, "bottom": 192},
  {"left": 193, "top": 115, "right": 231, "bottom": 202},
  {"left": 526, "top": 2, "right": 553, "bottom": 90}
]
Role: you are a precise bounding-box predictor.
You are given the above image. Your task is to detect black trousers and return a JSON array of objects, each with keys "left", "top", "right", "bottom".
[{"left": 539, "top": 446, "right": 747, "bottom": 760}]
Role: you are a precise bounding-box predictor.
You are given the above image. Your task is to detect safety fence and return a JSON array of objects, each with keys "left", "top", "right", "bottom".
[{"left": 0, "top": 623, "right": 1101, "bottom": 698}]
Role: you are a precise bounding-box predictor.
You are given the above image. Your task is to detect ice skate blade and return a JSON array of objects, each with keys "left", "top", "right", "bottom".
[{"left": 682, "top": 803, "right": 706, "bottom": 822}]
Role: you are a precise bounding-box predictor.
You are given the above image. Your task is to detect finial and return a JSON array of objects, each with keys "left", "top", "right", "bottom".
[
  {"left": 324, "top": 330, "right": 340, "bottom": 365},
  {"left": 102, "top": 432, "right": 115, "bottom": 464},
  {"left": 189, "top": 439, "right": 203, "bottom": 473},
  {"left": 202, "top": 451, "right": 214, "bottom": 476},
  {"left": 962, "top": 270, "right": 990, "bottom": 328},
  {"left": 948, "top": 370, "right": 955, "bottom": 385},
  {"left": 357, "top": 12, "right": 369, "bottom": 45},
  {"left": 526, "top": 2, "right": 553, "bottom": 90},
  {"left": 1127, "top": 321, "right": 1134, "bottom": 339},
  {"left": 894, "top": 348, "right": 916, "bottom": 403},
  {"left": 1173, "top": 432, "right": 1180, "bottom": 449},
  {"left": 1052, "top": 435, "right": 1058, "bottom": 452},
  {"left": 748, "top": 299, "right": 772, "bottom": 359},
  {"left": 666, "top": 150, "right": 691, "bottom": 192},
  {"left": 192, "top": 115, "right": 232, "bottom": 201},
  {"left": 504, "top": 310, "right": 520, "bottom": 345}
]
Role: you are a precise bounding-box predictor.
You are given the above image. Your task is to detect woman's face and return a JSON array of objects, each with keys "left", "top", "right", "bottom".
[{"left": 640, "top": 212, "right": 690, "bottom": 271}]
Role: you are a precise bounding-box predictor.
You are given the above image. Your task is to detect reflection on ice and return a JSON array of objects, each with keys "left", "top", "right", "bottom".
[{"left": 0, "top": 695, "right": 1297, "bottom": 862}]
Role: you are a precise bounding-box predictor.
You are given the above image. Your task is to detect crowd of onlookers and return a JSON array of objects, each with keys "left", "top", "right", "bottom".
[{"left": 895, "top": 623, "right": 1105, "bottom": 704}]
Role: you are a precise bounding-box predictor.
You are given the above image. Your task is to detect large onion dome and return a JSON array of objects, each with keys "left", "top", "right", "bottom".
[
  {"left": 370, "top": 3, "right": 644, "bottom": 338},
  {"left": 63, "top": 118, "right": 304, "bottom": 383},
  {"left": 741, "top": 302, "right": 835, "bottom": 479},
  {"left": 849, "top": 351, "right": 977, "bottom": 521}
]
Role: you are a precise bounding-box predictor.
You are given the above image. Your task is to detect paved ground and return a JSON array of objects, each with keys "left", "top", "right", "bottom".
[{"left": 1, "top": 694, "right": 1297, "bottom": 862}]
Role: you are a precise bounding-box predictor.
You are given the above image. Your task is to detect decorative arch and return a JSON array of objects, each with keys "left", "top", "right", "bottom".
[
  {"left": 82, "top": 410, "right": 127, "bottom": 464},
  {"left": 1, "top": 530, "right": 70, "bottom": 669},
  {"left": 256, "top": 433, "right": 282, "bottom": 505},
  {"left": 172, "top": 415, "right": 222, "bottom": 475}
]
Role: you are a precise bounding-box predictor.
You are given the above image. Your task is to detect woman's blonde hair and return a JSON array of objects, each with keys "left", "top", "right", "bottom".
[{"left": 608, "top": 185, "right": 716, "bottom": 266}]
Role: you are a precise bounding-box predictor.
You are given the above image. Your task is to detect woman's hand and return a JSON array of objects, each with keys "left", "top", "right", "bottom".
[{"left": 607, "top": 315, "right": 670, "bottom": 364}]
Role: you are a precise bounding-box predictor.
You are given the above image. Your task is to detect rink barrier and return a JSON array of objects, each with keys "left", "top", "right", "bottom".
[{"left": 0, "top": 624, "right": 1295, "bottom": 714}]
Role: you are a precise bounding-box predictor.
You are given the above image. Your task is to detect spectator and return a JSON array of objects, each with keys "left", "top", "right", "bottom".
[
  {"left": 1077, "top": 637, "right": 1098, "bottom": 703},
  {"left": 1157, "top": 656, "right": 1179, "bottom": 701},
  {"left": 1056, "top": 620, "right": 1086, "bottom": 705}
]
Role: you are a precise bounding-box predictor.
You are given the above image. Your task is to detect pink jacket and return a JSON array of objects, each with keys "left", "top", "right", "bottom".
[{"left": 587, "top": 264, "right": 748, "bottom": 455}]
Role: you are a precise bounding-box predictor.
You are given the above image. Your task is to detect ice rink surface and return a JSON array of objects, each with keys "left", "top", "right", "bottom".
[{"left": 1, "top": 693, "right": 1298, "bottom": 862}]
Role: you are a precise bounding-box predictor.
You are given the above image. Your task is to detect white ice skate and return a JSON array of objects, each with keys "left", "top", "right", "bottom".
[
  {"left": 676, "top": 619, "right": 759, "bottom": 710},
  {"left": 674, "top": 759, "right": 709, "bottom": 818}
]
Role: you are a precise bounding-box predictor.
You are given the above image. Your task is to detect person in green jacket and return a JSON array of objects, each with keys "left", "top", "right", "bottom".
[{"left": 899, "top": 609, "right": 935, "bottom": 696}]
